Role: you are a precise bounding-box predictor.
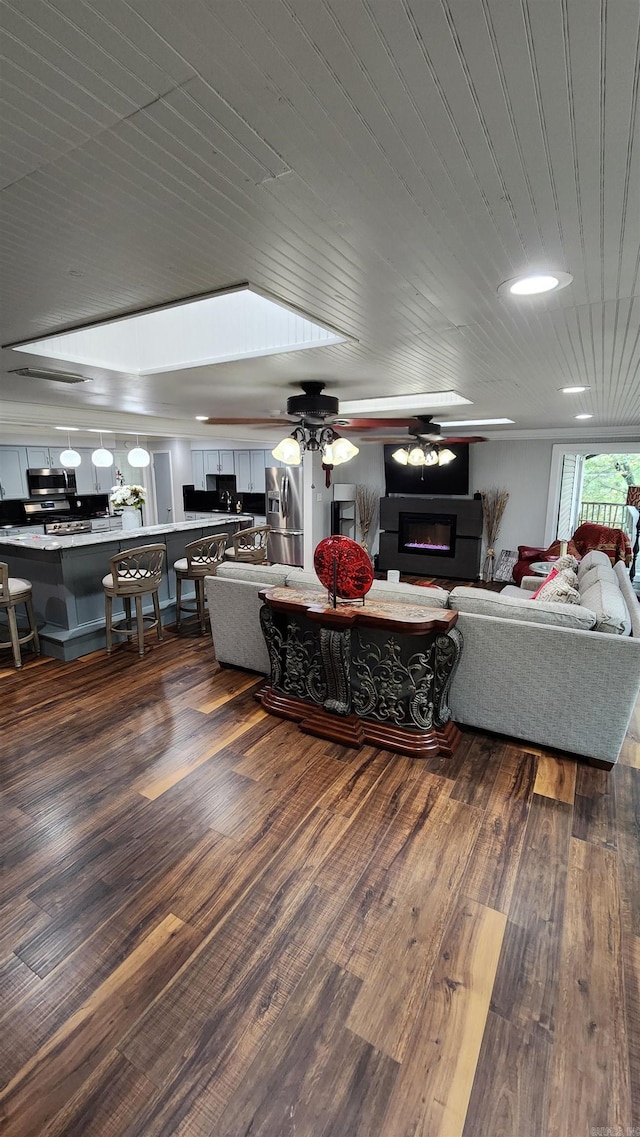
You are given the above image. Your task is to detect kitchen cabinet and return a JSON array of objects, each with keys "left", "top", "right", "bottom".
[
  {"left": 26, "top": 446, "right": 56, "bottom": 468},
  {"left": 203, "top": 450, "right": 234, "bottom": 482},
  {"left": 191, "top": 448, "right": 277, "bottom": 493},
  {"left": 191, "top": 451, "right": 205, "bottom": 491},
  {"left": 73, "top": 449, "right": 115, "bottom": 495},
  {"left": 191, "top": 449, "right": 235, "bottom": 490},
  {"left": 235, "top": 450, "right": 269, "bottom": 493},
  {"left": 0, "top": 447, "right": 28, "bottom": 499}
]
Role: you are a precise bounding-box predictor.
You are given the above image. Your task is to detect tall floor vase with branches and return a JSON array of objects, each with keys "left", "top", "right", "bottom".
[
  {"left": 356, "top": 485, "right": 378, "bottom": 559},
  {"left": 481, "top": 487, "right": 509, "bottom": 581}
]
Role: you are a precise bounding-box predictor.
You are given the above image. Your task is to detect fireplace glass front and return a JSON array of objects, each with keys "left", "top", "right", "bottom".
[{"left": 398, "top": 512, "right": 457, "bottom": 558}]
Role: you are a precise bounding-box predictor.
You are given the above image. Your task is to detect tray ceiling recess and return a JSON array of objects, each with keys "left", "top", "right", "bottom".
[{"left": 9, "top": 286, "right": 349, "bottom": 376}]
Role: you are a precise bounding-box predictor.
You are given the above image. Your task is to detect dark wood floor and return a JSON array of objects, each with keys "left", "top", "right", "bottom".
[{"left": 1, "top": 622, "right": 638, "bottom": 1136}]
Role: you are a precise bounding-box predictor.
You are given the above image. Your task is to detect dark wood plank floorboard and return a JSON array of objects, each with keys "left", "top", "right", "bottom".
[{"left": 0, "top": 632, "right": 638, "bottom": 1136}]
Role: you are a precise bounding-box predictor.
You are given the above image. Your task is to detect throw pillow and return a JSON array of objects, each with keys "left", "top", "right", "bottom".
[
  {"left": 535, "top": 569, "right": 580, "bottom": 604},
  {"left": 531, "top": 566, "right": 559, "bottom": 599},
  {"left": 553, "top": 554, "right": 579, "bottom": 573}
]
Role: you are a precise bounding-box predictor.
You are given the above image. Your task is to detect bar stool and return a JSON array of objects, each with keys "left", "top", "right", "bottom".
[
  {"left": 174, "top": 531, "right": 230, "bottom": 635},
  {"left": 0, "top": 562, "right": 40, "bottom": 669},
  {"left": 224, "top": 524, "right": 271, "bottom": 565},
  {"left": 102, "top": 544, "right": 165, "bottom": 657}
]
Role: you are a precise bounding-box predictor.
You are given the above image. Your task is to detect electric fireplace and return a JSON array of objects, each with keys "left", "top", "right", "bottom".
[{"left": 398, "top": 512, "right": 457, "bottom": 558}]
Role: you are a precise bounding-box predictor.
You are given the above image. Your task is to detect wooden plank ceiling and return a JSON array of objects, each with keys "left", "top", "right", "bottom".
[{"left": 0, "top": 0, "right": 638, "bottom": 438}]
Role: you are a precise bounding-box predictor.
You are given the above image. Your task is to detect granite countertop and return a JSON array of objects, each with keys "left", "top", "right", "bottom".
[{"left": 0, "top": 514, "right": 252, "bottom": 552}]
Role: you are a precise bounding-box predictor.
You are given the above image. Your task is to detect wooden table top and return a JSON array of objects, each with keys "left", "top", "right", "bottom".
[{"left": 259, "top": 587, "right": 458, "bottom": 633}]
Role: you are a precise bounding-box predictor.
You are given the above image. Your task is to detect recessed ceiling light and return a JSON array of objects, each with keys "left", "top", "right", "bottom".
[
  {"left": 9, "top": 285, "right": 348, "bottom": 375},
  {"left": 498, "top": 271, "right": 573, "bottom": 297},
  {"left": 561, "top": 385, "right": 590, "bottom": 393},
  {"left": 87, "top": 428, "right": 114, "bottom": 432},
  {"left": 339, "top": 391, "right": 472, "bottom": 414},
  {"left": 54, "top": 425, "right": 79, "bottom": 430},
  {"left": 439, "top": 418, "right": 515, "bottom": 427},
  {"left": 575, "top": 413, "right": 593, "bottom": 420},
  {"left": 195, "top": 415, "right": 208, "bottom": 421}
]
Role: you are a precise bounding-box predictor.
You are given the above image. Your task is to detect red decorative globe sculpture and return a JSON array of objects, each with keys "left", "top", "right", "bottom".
[{"left": 313, "top": 535, "right": 374, "bottom": 601}]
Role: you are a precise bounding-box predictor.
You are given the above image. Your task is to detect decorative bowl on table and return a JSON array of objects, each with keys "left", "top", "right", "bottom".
[{"left": 313, "top": 535, "right": 374, "bottom": 600}]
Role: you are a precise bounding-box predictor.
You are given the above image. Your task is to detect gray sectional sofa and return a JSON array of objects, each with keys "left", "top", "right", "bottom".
[{"left": 204, "top": 552, "right": 640, "bottom": 767}]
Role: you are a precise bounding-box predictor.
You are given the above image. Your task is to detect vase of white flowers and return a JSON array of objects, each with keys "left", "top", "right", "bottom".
[{"left": 110, "top": 484, "right": 146, "bottom": 530}]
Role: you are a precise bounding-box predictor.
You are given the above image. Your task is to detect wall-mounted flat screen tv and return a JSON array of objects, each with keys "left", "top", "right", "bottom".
[{"left": 383, "top": 444, "right": 470, "bottom": 496}]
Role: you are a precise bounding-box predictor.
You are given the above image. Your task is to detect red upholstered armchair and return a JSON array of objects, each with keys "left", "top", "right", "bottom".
[{"left": 512, "top": 522, "right": 632, "bottom": 585}]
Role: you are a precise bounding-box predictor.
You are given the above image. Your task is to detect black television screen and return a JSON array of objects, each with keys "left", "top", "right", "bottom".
[{"left": 383, "top": 444, "right": 470, "bottom": 496}]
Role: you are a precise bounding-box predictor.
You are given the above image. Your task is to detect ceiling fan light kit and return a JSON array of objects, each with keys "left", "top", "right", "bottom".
[
  {"left": 270, "top": 382, "right": 360, "bottom": 467},
  {"left": 272, "top": 435, "right": 302, "bottom": 465},
  {"left": 397, "top": 443, "right": 453, "bottom": 467},
  {"left": 272, "top": 424, "right": 359, "bottom": 467}
]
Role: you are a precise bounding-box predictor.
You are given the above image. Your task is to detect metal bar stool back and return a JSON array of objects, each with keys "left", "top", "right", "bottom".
[
  {"left": 174, "top": 531, "right": 230, "bottom": 634},
  {"left": 0, "top": 562, "right": 40, "bottom": 669},
  {"left": 102, "top": 543, "right": 165, "bottom": 656},
  {"left": 224, "top": 524, "right": 271, "bottom": 564}
]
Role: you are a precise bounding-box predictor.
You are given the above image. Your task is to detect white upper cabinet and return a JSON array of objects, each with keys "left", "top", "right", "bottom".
[
  {"left": 26, "top": 446, "right": 55, "bottom": 468},
  {"left": 0, "top": 448, "right": 28, "bottom": 499},
  {"left": 191, "top": 449, "right": 236, "bottom": 489},
  {"left": 72, "top": 450, "right": 114, "bottom": 495},
  {"left": 234, "top": 450, "right": 251, "bottom": 492},
  {"left": 192, "top": 451, "right": 205, "bottom": 490},
  {"left": 236, "top": 450, "right": 269, "bottom": 493}
]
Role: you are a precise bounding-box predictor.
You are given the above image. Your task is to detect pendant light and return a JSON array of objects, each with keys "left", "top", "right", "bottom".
[
  {"left": 59, "top": 430, "right": 81, "bottom": 468},
  {"left": 91, "top": 432, "right": 114, "bottom": 468},
  {"left": 128, "top": 436, "right": 150, "bottom": 468}
]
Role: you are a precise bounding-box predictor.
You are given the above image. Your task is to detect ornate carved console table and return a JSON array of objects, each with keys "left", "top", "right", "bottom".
[{"left": 257, "top": 587, "right": 463, "bottom": 759}]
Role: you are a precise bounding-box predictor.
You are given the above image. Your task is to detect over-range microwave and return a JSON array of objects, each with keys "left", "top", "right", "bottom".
[{"left": 26, "top": 468, "right": 77, "bottom": 497}]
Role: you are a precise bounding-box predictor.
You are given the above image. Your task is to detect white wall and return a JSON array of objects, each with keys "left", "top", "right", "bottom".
[
  {"left": 470, "top": 439, "right": 554, "bottom": 554},
  {"left": 336, "top": 444, "right": 386, "bottom": 554},
  {"left": 303, "top": 451, "right": 333, "bottom": 569}
]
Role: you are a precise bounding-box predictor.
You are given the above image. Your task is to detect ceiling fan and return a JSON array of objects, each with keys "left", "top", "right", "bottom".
[
  {"left": 362, "top": 413, "right": 486, "bottom": 467},
  {"left": 203, "top": 381, "right": 485, "bottom": 441},
  {"left": 203, "top": 381, "right": 485, "bottom": 470}
]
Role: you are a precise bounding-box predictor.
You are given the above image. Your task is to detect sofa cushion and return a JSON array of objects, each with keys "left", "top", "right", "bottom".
[
  {"left": 614, "top": 561, "right": 640, "bottom": 637},
  {"left": 284, "top": 569, "right": 449, "bottom": 608},
  {"left": 579, "top": 561, "right": 617, "bottom": 593},
  {"left": 368, "top": 578, "right": 449, "bottom": 608},
  {"left": 284, "top": 568, "right": 325, "bottom": 590},
  {"left": 449, "top": 586, "right": 597, "bottom": 629},
  {"left": 579, "top": 576, "right": 631, "bottom": 635},
  {"left": 215, "top": 561, "right": 290, "bottom": 585},
  {"left": 577, "top": 550, "right": 612, "bottom": 579}
]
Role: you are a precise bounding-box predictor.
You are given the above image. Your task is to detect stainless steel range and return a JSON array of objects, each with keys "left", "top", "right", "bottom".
[
  {"left": 45, "top": 519, "right": 92, "bottom": 535},
  {"left": 23, "top": 499, "right": 93, "bottom": 535}
]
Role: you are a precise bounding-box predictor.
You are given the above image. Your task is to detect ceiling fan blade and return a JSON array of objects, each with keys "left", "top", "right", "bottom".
[
  {"left": 361, "top": 436, "right": 413, "bottom": 443},
  {"left": 443, "top": 436, "right": 487, "bottom": 444},
  {"left": 201, "top": 417, "right": 289, "bottom": 425},
  {"left": 340, "top": 417, "right": 425, "bottom": 429},
  {"left": 360, "top": 434, "right": 487, "bottom": 445}
]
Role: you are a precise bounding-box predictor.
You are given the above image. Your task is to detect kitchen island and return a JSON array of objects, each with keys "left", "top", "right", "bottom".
[{"left": 0, "top": 514, "right": 253, "bottom": 660}]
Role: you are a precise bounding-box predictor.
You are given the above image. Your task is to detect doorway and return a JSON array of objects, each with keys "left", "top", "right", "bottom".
[
  {"left": 153, "top": 451, "right": 174, "bottom": 528},
  {"left": 546, "top": 442, "right": 640, "bottom": 545}
]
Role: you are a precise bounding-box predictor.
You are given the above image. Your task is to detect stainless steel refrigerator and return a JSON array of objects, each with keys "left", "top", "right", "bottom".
[{"left": 265, "top": 466, "right": 304, "bottom": 566}]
